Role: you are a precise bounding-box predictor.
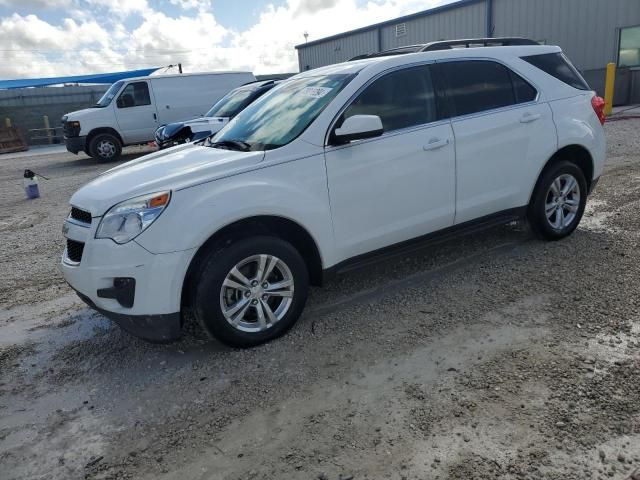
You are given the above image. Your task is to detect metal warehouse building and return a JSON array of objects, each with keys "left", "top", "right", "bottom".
[{"left": 295, "top": 0, "right": 640, "bottom": 104}]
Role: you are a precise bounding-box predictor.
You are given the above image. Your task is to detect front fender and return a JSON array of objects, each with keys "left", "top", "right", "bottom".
[{"left": 136, "top": 152, "right": 336, "bottom": 267}]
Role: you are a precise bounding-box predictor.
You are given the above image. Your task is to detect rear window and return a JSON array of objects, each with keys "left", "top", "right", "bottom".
[{"left": 521, "top": 52, "right": 590, "bottom": 90}]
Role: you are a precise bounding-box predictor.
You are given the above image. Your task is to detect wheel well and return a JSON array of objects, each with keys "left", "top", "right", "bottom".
[
  {"left": 181, "top": 216, "right": 324, "bottom": 307},
  {"left": 86, "top": 128, "right": 124, "bottom": 150},
  {"left": 533, "top": 145, "right": 594, "bottom": 201}
]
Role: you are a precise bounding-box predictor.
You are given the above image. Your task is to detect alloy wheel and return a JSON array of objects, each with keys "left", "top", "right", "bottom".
[
  {"left": 219, "top": 254, "right": 294, "bottom": 333},
  {"left": 545, "top": 173, "right": 581, "bottom": 230}
]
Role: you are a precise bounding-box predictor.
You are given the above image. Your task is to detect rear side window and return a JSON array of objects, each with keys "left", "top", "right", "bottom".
[
  {"left": 521, "top": 52, "right": 590, "bottom": 90},
  {"left": 342, "top": 65, "right": 438, "bottom": 132},
  {"left": 440, "top": 60, "right": 533, "bottom": 117}
]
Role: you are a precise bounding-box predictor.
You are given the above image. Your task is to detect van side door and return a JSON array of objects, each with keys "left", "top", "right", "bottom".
[
  {"left": 114, "top": 81, "right": 159, "bottom": 144},
  {"left": 324, "top": 64, "right": 456, "bottom": 261},
  {"left": 437, "top": 59, "right": 557, "bottom": 224}
]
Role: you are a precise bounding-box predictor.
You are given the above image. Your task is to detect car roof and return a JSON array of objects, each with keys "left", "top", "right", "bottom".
[
  {"left": 295, "top": 44, "right": 562, "bottom": 79},
  {"left": 122, "top": 71, "right": 254, "bottom": 83}
]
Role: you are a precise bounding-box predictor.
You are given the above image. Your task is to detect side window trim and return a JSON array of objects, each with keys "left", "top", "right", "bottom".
[
  {"left": 324, "top": 61, "right": 447, "bottom": 147},
  {"left": 435, "top": 57, "right": 540, "bottom": 121}
]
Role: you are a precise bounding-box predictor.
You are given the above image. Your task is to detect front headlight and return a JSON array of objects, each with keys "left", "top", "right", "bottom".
[{"left": 96, "top": 191, "right": 171, "bottom": 244}]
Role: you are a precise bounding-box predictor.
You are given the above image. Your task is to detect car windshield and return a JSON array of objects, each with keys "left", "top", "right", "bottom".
[
  {"left": 211, "top": 74, "right": 354, "bottom": 151},
  {"left": 205, "top": 88, "right": 256, "bottom": 118},
  {"left": 95, "top": 80, "right": 124, "bottom": 108}
]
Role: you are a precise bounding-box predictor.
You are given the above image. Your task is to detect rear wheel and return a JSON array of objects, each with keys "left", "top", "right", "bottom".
[
  {"left": 89, "top": 133, "right": 122, "bottom": 161},
  {"left": 528, "top": 160, "right": 588, "bottom": 240},
  {"left": 191, "top": 236, "right": 309, "bottom": 348}
]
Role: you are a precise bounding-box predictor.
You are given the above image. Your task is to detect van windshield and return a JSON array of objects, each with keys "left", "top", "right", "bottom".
[
  {"left": 94, "top": 81, "right": 124, "bottom": 108},
  {"left": 210, "top": 74, "right": 354, "bottom": 151}
]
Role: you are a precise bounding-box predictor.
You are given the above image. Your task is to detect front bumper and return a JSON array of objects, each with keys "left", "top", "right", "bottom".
[
  {"left": 74, "top": 290, "right": 181, "bottom": 343},
  {"left": 60, "top": 217, "right": 195, "bottom": 342},
  {"left": 64, "top": 135, "right": 86, "bottom": 154}
]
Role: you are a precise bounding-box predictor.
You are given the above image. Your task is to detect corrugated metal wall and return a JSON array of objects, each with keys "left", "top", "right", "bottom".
[
  {"left": 298, "top": 29, "right": 378, "bottom": 71},
  {"left": 296, "top": 0, "right": 640, "bottom": 72},
  {"left": 492, "top": 0, "right": 640, "bottom": 71},
  {"left": 380, "top": 1, "right": 486, "bottom": 50}
]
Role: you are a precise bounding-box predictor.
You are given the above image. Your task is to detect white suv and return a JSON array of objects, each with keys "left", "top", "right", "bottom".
[{"left": 61, "top": 40, "right": 606, "bottom": 347}]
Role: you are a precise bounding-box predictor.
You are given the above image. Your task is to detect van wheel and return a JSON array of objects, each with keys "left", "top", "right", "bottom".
[
  {"left": 528, "top": 160, "right": 588, "bottom": 240},
  {"left": 191, "top": 236, "right": 309, "bottom": 348},
  {"left": 89, "top": 133, "right": 122, "bottom": 161}
]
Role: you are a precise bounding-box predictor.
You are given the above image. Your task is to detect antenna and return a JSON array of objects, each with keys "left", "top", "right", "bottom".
[{"left": 303, "top": 32, "right": 309, "bottom": 43}]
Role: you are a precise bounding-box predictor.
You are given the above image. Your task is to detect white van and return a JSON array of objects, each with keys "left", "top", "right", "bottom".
[{"left": 62, "top": 72, "right": 255, "bottom": 161}]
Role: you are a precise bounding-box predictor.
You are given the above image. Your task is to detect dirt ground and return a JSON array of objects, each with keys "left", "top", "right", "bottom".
[{"left": 1, "top": 121, "right": 639, "bottom": 480}]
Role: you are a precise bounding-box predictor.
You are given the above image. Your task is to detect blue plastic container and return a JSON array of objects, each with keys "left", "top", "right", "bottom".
[{"left": 23, "top": 169, "right": 40, "bottom": 199}]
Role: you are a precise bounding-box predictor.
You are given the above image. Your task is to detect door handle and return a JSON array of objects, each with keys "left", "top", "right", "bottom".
[
  {"left": 520, "top": 113, "right": 541, "bottom": 123},
  {"left": 153, "top": 113, "right": 157, "bottom": 120},
  {"left": 423, "top": 138, "right": 450, "bottom": 151}
]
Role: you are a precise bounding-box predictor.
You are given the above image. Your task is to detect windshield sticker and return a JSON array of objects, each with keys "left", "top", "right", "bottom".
[{"left": 300, "top": 87, "right": 332, "bottom": 98}]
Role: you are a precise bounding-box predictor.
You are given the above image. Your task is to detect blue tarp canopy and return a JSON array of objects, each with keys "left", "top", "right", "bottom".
[{"left": 0, "top": 67, "right": 161, "bottom": 89}]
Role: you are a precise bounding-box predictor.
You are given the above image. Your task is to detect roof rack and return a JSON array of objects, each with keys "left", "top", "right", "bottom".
[
  {"left": 349, "top": 37, "right": 539, "bottom": 61},
  {"left": 420, "top": 37, "right": 539, "bottom": 51}
]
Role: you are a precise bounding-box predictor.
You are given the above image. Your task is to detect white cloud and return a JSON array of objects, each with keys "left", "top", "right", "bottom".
[
  {"left": 0, "top": 0, "right": 70, "bottom": 7},
  {"left": 84, "top": 0, "right": 150, "bottom": 16},
  {"left": 0, "top": 0, "right": 452, "bottom": 79},
  {"left": 168, "top": 0, "right": 211, "bottom": 11}
]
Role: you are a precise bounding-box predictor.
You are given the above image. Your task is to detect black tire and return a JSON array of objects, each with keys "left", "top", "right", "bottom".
[
  {"left": 191, "top": 236, "right": 309, "bottom": 348},
  {"left": 528, "top": 160, "right": 588, "bottom": 240},
  {"left": 88, "top": 133, "right": 122, "bottom": 161}
]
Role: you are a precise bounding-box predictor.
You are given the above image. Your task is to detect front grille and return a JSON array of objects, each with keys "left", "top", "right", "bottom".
[
  {"left": 62, "top": 120, "right": 80, "bottom": 138},
  {"left": 66, "top": 239, "right": 85, "bottom": 263},
  {"left": 70, "top": 207, "right": 92, "bottom": 224}
]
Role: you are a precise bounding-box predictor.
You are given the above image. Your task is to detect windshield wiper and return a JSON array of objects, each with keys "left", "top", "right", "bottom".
[{"left": 207, "top": 139, "right": 252, "bottom": 151}]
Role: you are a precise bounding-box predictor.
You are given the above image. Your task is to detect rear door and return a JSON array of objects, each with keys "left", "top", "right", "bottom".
[
  {"left": 114, "top": 80, "right": 159, "bottom": 144},
  {"left": 437, "top": 59, "right": 557, "bottom": 224},
  {"left": 324, "top": 64, "right": 456, "bottom": 261}
]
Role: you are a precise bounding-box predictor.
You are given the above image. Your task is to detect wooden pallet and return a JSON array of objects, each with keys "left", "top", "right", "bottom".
[{"left": 0, "top": 127, "right": 28, "bottom": 154}]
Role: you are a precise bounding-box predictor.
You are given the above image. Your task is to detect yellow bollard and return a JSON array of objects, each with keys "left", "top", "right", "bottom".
[
  {"left": 43, "top": 115, "right": 52, "bottom": 144},
  {"left": 4, "top": 117, "right": 11, "bottom": 128},
  {"left": 604, "top": 63, "right": 616, "bottom": 117}
]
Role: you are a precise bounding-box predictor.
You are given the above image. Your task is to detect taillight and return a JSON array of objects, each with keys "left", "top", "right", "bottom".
[{"left": 591, "top": 95, "right": 606, "bottom": 125}]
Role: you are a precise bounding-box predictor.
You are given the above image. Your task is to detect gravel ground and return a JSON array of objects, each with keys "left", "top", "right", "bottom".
[{"left": 0, "top": 121, "right": 639, "bottom": 480}]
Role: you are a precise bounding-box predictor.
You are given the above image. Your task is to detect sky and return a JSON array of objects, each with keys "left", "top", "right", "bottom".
[{"left": 0, "top": 0, "right": 454, "bottom": 79}]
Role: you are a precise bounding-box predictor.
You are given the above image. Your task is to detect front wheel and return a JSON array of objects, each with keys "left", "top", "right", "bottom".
[
  {"left": 528, "top": 160, "right": 588, "bottom": 240},
  {"left": 191, "top": 236, "right": 309, "bottom": 348},
  {"left": 88, "top": 133, "right": 122, "bottom": 161}
]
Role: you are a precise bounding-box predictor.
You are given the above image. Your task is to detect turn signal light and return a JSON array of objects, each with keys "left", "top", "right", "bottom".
[{"left": 148, "top": 192, "right": 170, "bottom": 208}]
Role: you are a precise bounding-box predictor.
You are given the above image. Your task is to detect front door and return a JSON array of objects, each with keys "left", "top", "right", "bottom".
[
  {"left": 114, "top": 80, "right": 158, "bottom": 144},
  {"left": 325, "top": 64, "right": 456, "bottom": 261}
]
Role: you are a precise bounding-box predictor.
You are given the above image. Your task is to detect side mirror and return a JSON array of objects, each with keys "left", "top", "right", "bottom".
[{"left": 333, "top": 115, "right": 383, "bottom": 144}]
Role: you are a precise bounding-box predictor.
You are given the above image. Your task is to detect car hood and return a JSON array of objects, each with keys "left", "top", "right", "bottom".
[
  {"left": 70, "top": 143, "right": 265, "bottom": 216},
  {"left": 63, "top": 108, "right": 104, "bottom": 121}
]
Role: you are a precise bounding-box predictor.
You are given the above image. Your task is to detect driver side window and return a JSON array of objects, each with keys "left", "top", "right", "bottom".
[
  {"left": 117, "top": 82, "right": 151, "bottom": 108},
  {"left": 342, "top": 65, "right": 437, "bottom": 132}
]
